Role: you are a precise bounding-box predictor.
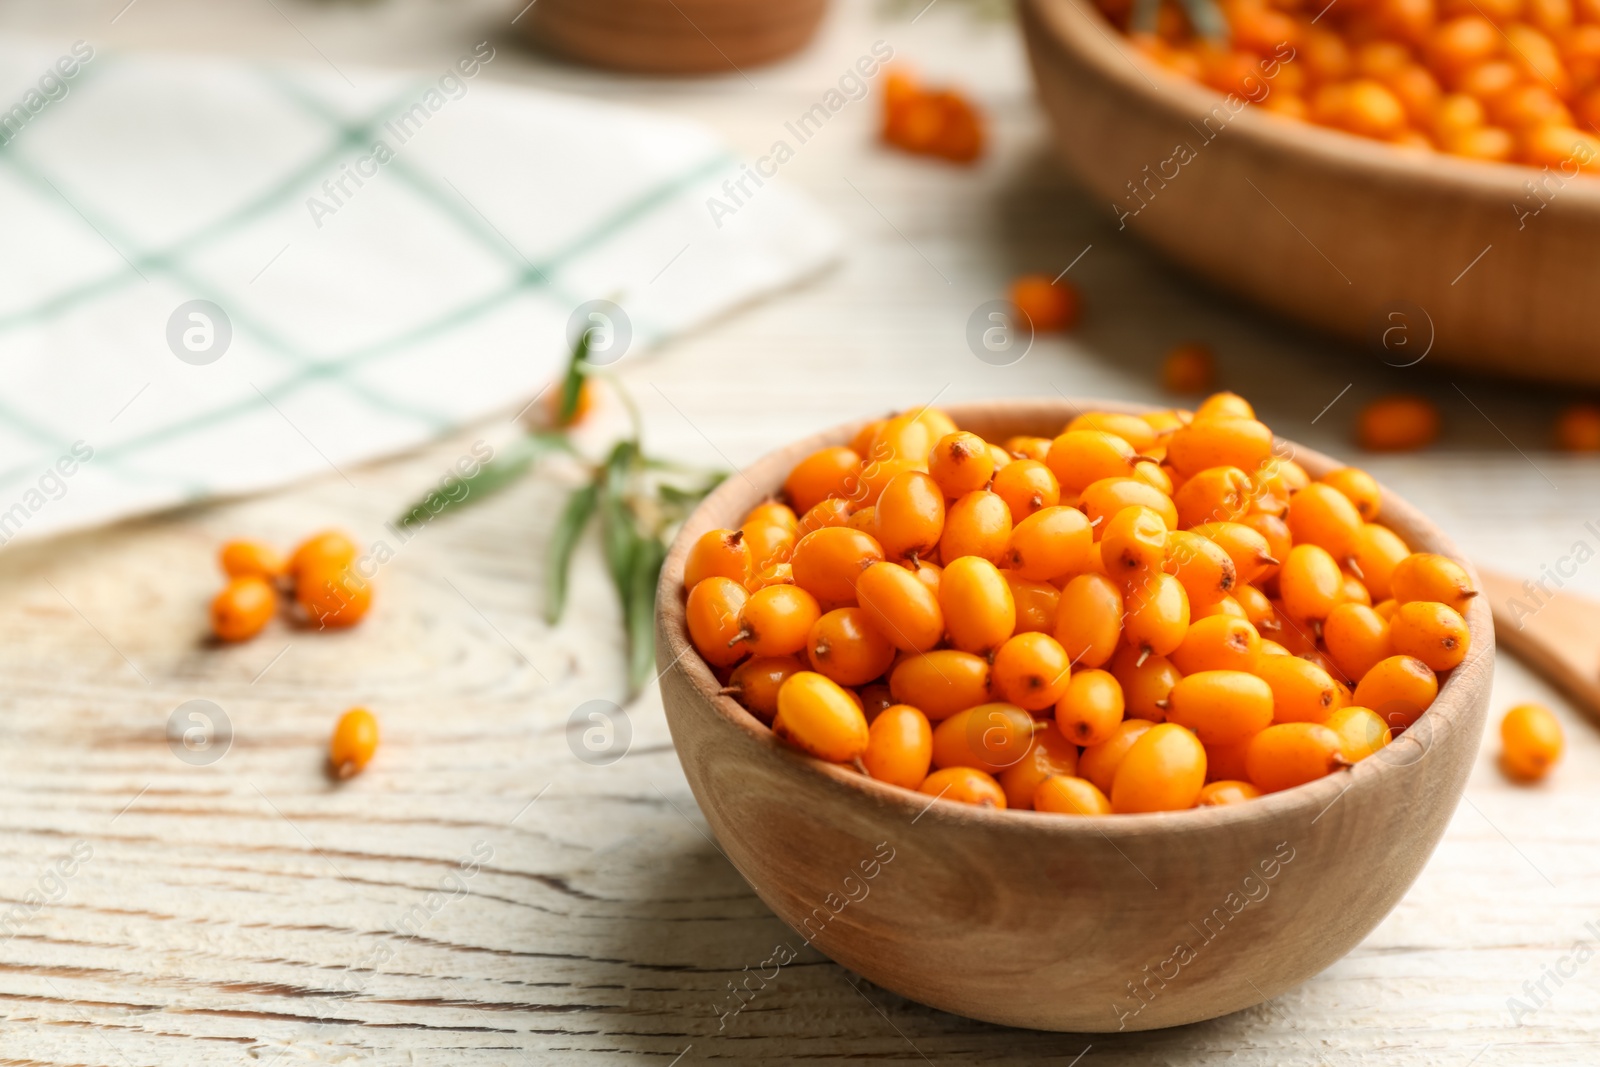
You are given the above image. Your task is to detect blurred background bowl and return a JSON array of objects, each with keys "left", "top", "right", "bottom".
[
  {"left": 1020, "top": 0, "right": 1600, "bottom": 387},
  {"left": 656, "top": 398, "right": 1494, "bottom": 1032},
  {"left": 524, "top": 0, "right": 830, "bottom": 75}
]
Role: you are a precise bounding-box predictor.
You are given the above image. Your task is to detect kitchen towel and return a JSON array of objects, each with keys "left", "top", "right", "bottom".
[{"left": 0, "top": 40, "right": 839, "bottom": 544}]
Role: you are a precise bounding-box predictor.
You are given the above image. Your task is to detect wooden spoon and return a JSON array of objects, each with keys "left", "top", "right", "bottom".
[{"left": 1481, "top": 569, "right": 1600, "bottom": 726}]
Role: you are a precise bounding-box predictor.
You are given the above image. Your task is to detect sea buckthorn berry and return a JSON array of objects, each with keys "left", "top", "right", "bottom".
[
  {"left": 1287, "top": 482, "right": 1364, "bottom": 563},
  {"left": 1010, "top": 274, "right": 1079, "bottom": 332},
  {"left": 932, "top": 703, "right": 1037, "bottom": 773},
  {"left": 918, "top": 765, "right": 1006, "bottom": 807},
  {"left": 1195, "top": 392, "right": 1254, "bottom": 421},
  {"left": 848, "top": 507, "right": 877, "bottom": 532},
  {"left": 857, "top": 561, "right": 944, "bottom": 653},
  {"left": 1190, "top": 522, "right": 1278, "bottom": 585},
  {"left": 939, "top": 490, "right": 1014, "bottom": 565},
  {"left": 1004, "top": 435, "right": 1054, "bottom": 462},
  {"left": 1197, "top": 595, "right": 1247, "bottom": 620},
  {"left": 1008, "top": 505, "right": 1094, "bottom": 580},
  {"left": 807, "top": 607, "right": 896, "bottom": 687},
  {"left": 1234, "top": 583, "right": 1276, "bottom": 634},
  {"left": 868, "top": 413, "right": 936, "bottom": 470},
  {"left": 992, "top": 632, "right": 1074, "bottom": 710},
  {"left": 1080, "top": 477, "right": 1179, "bottom": 533},
  {"left": 1110, "top": 645, "right": 1181, "bottom": 722},
  {"left": 1055, "top": 573, "right": 1124, "bottom": 668},
  {"left": 726, "top": 655, "right": 805, "bottom": 723},
  {"left": 1066, "top": 411, "right": 1158, "bottom": 453},
  {"left": 1111, "top": 723, "right": 1208, "bottom": 813},
  {"left": 1101, "top": 505, "right": 1169, "bottom": 581},
  {"left": 1173, "top": 466, "right": 1252, "bottom": 528},
  {"left": 686, "top": 577, "right": 750, "bottom": 666},
  {"left": 889, "top": 649, "right": 992, "bottom": 720},
  {"left": 684, "top": 529, "right": 753, "bottom": 589},
  {"left": 1144, "top": 407, "right": 1189, "bottom": 438},
  {"left": 1046, "top": 430, "right": 1139, "bottom": 492},
  {"left": 289, "top": 530, "right": 358, "bottom": 580},
  {"left": 736, "top": 584, "right": 821, "bottom": 657},
  {"left": 988, "top": 443, "right": 1014, "bottom": 470},
  {"left": 795, "top": 500, "right": 851, "bottom": 539},
  {"left": 851, "top": 418, "right": 887, "bottom": 458},
  {"left": 1055, "top": 668, "right": 1126, "bottom": 746},
  {"left": 1279, "top": 544, "right": 1344, "bottom": 622},
  {"left": 1358, "top": 395, "right": 1439, "bottom": 452},
  {"left": 1163, "top": 343, "right": 1216, "bottom": 394},
  {"left": 859, "top": 683, "right": 895, "bottom": 722},
  {"left": 992, "top": 459, "right": 1061, "bottom": 523},
  {"left": 1132, "top": 460, "right": 1173, "bottom": 495},
  {"left": 1321, "top": 468, "right": 1382, "bottom": 521},
  {"left": 1007, "top": 574, "right": 1061, "bottom": 634},
  {"left": 1555, "top": 404, "right": 1600, "bottom": 452},
  {"left": 1078, "top": 718, "right": 1155, "bottom": 794},
  {"left": 1239, "top": 512, "right": 1291, "bottom": 579},
  {"left": 1034, "top": 775, "right": 1112, "bottom": 815},
  {"left": 784, "top": 447, "right": 863, "bottom": 514},
  {"left": 1124, "top": 572, "right": 1191, "bottom": 657},
  {"left": 748, "top": 562, "right": 794, "bottom": 592},
  {"left": 1167, "top": 670, "right": 1274, "bottom": 745},
  {"left": 1388, "top": 599, "right": 1470, "bottom": 671},
  {"left": 1255, "top": 654, "right": 1341, "bottom": 724},
  {"left": 220, "top": 540, "right": 287, "bottom": 582},
  {"left": 1352, "top": 655, "right": 1438, "bottom": 729},
  {"left": 1164, "top": 417, "right": 1274, "bottom": 478},
  {"left": 1170, "top": 615, "right": 1260, "bottom": 675},
  {"left": 1351, "top": 524, "right": 1410, "bottom": 601},
  {"left": 916, "top": 407, "right": 959, "bottom": 441},
  {"left": 910, "top": 559, "right": 942, "bottom": 595},
  {"left": 1390, "top": 552, "right": 1477, "bottom": 614},
  {"left": 1340, "top": 572, "right": 1372, "bottom": 609},
  {"left": 790, "top": 527, "right": 884, "bottom": 605},
  {"left": 1324, "top": 603, "right": 1392, "bottom": 682},
  {"left": 1500, "top": 703, "right": 1563, "bottom": 781},
  {"left": 1246, "top": 723, "right": 1348, "bottom": 793},
  {"left": 1324, "top": 705, "right": 1392, "bottom": 762},
  {"left": 212, "top": 576, "right": 277, "bottom": 642},
  {"left": 1204, "top": 737, "right": 1252, "bottom": 783},
  {"left": 745, "top": 501, "right": 798, "bottom": 532},
  {"left": 774, "top": 671, "right": 870, "bottom": 762},
  {"left": 999, "top": 723, "right": 1080, "bottom": 809},
  {"left": 297, "top": 565, "right": 373, "bottom": 630},
  {"left": 330, "top": 707, "right": 379, "bottom": 779},
  {"left": 929, "top": 431, "right": 997, "bottom": 497},
  {"left": 1249, "top": 457, "right": 1298, "bottom": 516},
  {"left": 873, "top": 470, "right": 945, "bottom": 563},
  {"left": 1164, "top": 529, "right": 1237, "bottom": 608},
  {"left": 863, "top": 704, "right": 934, "bottom": 789},
  {"left": 939, "top": 556, "right": 1017, "bottom": 654},
  {"left": 1197, "top": 779, "right": 1261, "bottom": 806},
  {"left": 856, "top": 455, "right": 923, "bottom": 510}
]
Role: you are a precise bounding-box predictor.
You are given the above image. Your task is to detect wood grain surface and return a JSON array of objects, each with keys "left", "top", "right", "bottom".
[{"left": 2, "top": 1, "right": 1599, "bottom": 1064}]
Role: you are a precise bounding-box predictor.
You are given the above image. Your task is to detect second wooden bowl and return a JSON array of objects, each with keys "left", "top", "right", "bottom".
[
  {"left": 1021, "top": 0, "right": 1600, "bottom": 386},
  {"left": 523, "top": 0, "right": 829, "bottom": 75},
  {"left": 656, "top": 398, "right": 1493, "bottom": 1032}
]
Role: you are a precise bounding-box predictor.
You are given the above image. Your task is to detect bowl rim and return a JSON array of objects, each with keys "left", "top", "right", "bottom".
[
  {"left": 1024, "top": 0, "right": 1600, "bottom": 206},
  {"left": 656, "top": 397, "right": 1494, "bottom": 841}
]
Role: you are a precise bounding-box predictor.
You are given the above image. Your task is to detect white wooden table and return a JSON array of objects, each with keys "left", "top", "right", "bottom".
[{"left": 2, "top": 1, "right": 1598, "bottom": 1063}]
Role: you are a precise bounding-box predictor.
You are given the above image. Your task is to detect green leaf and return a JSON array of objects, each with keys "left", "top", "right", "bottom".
[
  {"left": 545, "top": 481, "right": 600, "bottom": 625},
  {"left": 394, "top": 432, "right": 574, "bottom": 528},
  {"left": 557, "top": 327, "right": 592, "bottom": 425},
  {"left": 625, "top": 534, "right": 667, "bottom": 696},
  {"left": 597, "top": 440, "right": 640, "bottom": 596}
]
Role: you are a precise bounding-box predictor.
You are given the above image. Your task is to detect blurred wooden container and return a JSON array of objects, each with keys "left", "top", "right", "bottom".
[{"left": 525, "top": 0, "right": 829, "bottom": 74}]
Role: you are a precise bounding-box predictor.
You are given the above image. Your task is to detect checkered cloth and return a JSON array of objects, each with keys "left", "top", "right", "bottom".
[{"left": 0, "top": 42, "right": 839, "bottom": 544}]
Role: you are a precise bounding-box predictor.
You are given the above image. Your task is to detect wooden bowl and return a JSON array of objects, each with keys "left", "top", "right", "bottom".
[
  {"left": 523, "top": 0, "right": 829, "bottom": 75},
  {"left": 655, "top": 399, "right": 1494, "bottom": 1032},
  {"left": 1020, "top": 0, "right": 1600, "bottom": 387}
]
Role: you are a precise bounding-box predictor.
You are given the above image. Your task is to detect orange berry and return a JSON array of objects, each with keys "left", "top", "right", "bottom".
[
  {"left": 889, "top": 649, "right": 992, "bottom": 720},
  {"left": 1078, "top": 718, "right": 1156, "bottom": 795},
  {"left": 873, "top": 470, "right": 945, "bottom": 563},
  {"left": 1167, "top": 670, "right": 1274, "bottom": 745},
  {"left": 1358, "top": 395, "right": 1440, "bottom": 452},
  {"left": 774, "top": 671, "right": 870, "bottom": 762},
  {"left": 1390, "top": 552, "right": 1477, "bottom": 614},
  {"left": 744, "top": 501, "right": 798, "bottom": 533},
  {"left": 863, "top": 704, "right": 934, "bottom": 789},
  {"left": 807, "top": 607, "right": 896, "bottom": 687},
  {"left": 1111, "top": 723, "right": 1208, "bottom": 813},
  {"left": 1110, "top": 645, "right": 1182, "bottom": 722},
  {"left": 1173, "top": 466, "right": 1253, "bottom": 529},
  {"left": 727, "top": 655, "right": 805, "bottom": 723},
  {"left": 992, "top": 459, "right": 1062, "bottom": 524},
  {"left": 1010, "top": 274, "right": 1080, "bottom": 332},
  {"left": 1162, "top": 343, "right": 1216, "bottom": 394},
  {"left": 1066, "top": 412, "right": 1158, "bottom": 453},
  {"left": 1351, "top": 523, "right": 1411, "bottom": 601},
  {"left": 1124, "top": 572, "right": 1191, "bottom": 657},
  {"left": 1279, "top": 543, "right": 1345, "bottom": 622},
  {"left": 1007, "top": 573, "right": 1062, "bottom": 634},
  {"left": 1500, "top": 703, "right": 1563, "bottom": 781},
  {"left": 784, "top": 447, "right": 864, "bottom": 515},
  {"left": 211, "top": 576, "right": 277, "bottom": 642},
  {"left": 848, "top": 506, "right": 878, "bottom": 533},
  {"left": 1045, "top": 430, "right": 1139, "bottom": 493},
  {"left": 1080, "top": 477, "right": 1179, "bottom": 534},
  {"left": 736, "top": 584, "right": 821, "bottom": 657},
  {"left": 1170, "top": 615, "right": 1261, "bottom": 675},
  {"left": 1255, "top": 654, "right": 1342, "bottom": 724},
  {"left": 1101, "top": 505, "right": 1169, "bottom": 580},
  {"left": 939, "top": 490, "right": 1014, "bottom": 565},
  {"left": 1555, "top": 403, "right": 1600, "bottom": 452},
  {"left": 1195, "top": 392, "right": 1253, "bottom": 421},
  {"left": 1204, "top": 737, "right": 1253, "bottom": 783},
  {"left": 1163, "top": 529, "right": 1238, "bottom": 608},
  {"left": 856, "top": 561, "right": 944, "bottom": 653},
  {"left": 1197, "top": 779, "right": 1261, "bottom": 806},
  {"left": 796, "top": 499, "right": 852, "bottom": 537},
  {"left": 931, "top": 702, "right": 1038, "bottom": 773},
  {"left": 1007, "top": 505, "right": 1094, "bottom": 581},
  {"left": 939, "top": 556, "right": 1017, "bottom": 654},
  {"left": 1055, "top": 573, "right": 1124, "bottom": 668},
  {"left": 1320, "top": 467, "right": 1382, "bottom": 521},
  {"left": 1324, "top": 705, "right": 1393, "bottom": 762},
  {"left": 1352, "top": 654, "right": 1439, "bottom": 729},
  {"left": 289, "top": 529, "right": 358, "bottom": 580},
  {"left": 1034, "top": 775, "right": 1113, "bottom": 815},
  {"left": 219, "top": 540, "right": 286, "bottom": 581},
  {"left": 1189, "top": 521, "right": 1279, "bottom": 585},
  {"left": 928, "top": 431, "right": 996, "bottom": 497},
  {"left": 1055, "top": 668, "right": 1126, "bottom": 746},
  {"left": 1324, "top": 603, "right": 1393, "bottom": 682},
  {"left": 1287, "top": 482, "right": 1365, "bottom": 562},
  {"left": 918, "top": 766, "right": 1007, "bottom": 808},
  {"left": 1003, "top": 435, "right": 1054, "bottom": 462},
  {"left": 999, "top": 723, "right": 1080, "bottom": 809},
  {"left": 330, "top": 707, "right": 379, "bottom": 778},
  {"left": 686, "top": 577, "right": 749, "bottom": 667},
  {"left": 1388, "top": 599, "right": 1471, "bottom": 671},
  {"left": 1246, "top": 723, "right": 1348, "bottom": 793},
  {"left": 1164, "top": 417, "right": 1274, "bottom": 478},
  {"left": 992, "top": 632, "right": 1074, "bottom": 711},
  {"left": 790, "top": 527, "right": 885, "bottom": 605},
  {"left": 296, "top": 565, "right": 373, "bottom": 629},
  {"left": 684, "top": 528, "right": 753, "bottom": 589}
]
